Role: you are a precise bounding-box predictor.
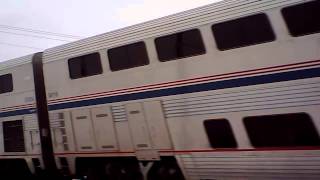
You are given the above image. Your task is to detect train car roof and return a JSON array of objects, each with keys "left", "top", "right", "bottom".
[
  {"left": 42, "top": 0, "right": 307, "bottom": 63},
  {"left": 0, "top": 54, "right": 34, "bottom": 71},
  {"left": 1, "top": 0, "right": 308, "bottom": 68}
]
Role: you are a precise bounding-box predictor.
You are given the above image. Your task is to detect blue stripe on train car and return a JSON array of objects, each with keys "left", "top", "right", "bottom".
[
  {"left": 0, "top": 108, "right": 35, "bottom": 118},
  {"left": 1, "top": 66, "right": 320, "bottom": 118}
]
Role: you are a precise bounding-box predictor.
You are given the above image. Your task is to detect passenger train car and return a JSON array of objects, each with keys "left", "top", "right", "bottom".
[{"left": 0, "top": 0, "right": 320, "bottom": 179}]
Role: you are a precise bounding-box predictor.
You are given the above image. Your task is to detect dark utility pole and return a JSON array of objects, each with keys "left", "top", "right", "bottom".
[{"left": 32, "top": 52, "right": 59, "bottom": 178}]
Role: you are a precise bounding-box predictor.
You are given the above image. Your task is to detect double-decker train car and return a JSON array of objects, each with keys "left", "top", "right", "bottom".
[
  {"left": 1, "top": 0, "right": 320, "bottom": 179},
  {"left": 0, "top": 55, "right": 42, "bottom": 178}
]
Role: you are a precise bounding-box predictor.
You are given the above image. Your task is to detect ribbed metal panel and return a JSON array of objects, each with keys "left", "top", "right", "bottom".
[
  {"left": 163, "top": 79, "right": 320, "bottom": 118},
  {"left": 111, "top": 105, "right": 127, "bottom": 122},
  {"left": 43, "top": 0, "right": 309, "bottom": 62},
  {"left": 181, "top": 152, "right": 320, "bottom": 179},
  {"left": 24, "top": 117, "right": 39, "bottom": 130},
  {"left": 0, "top": 54, "right": 33, "bottom": 71},
  {"left": 49, "top": 112, "right": 69, "bottom": 151},
  {"left": 49, "top": 112, "right": 65, "bottom": 128}
]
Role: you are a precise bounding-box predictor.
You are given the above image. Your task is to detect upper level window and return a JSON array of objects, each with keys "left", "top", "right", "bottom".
[
  {"left": 0, "top": 74, "right": 13, "bottom": 94},
  {"left": 282, "top": 1, "right": 320, "bottom": 37},
  {"left": 155, "top": 29, "right": 206, "bottom": 61},
  {"left": 68, "top": 52, "right": 102, "bottom": 79},
  {"left": 107, "top": 42, "right": 149, "bottom": 71},
  {"left": 212, "top": 14, "right": 275, "bottom": 50},
  {"left": 204, "top": 119, "right": 237, "bottom": 148},
  {"left": 244, "top": 113, "right": 320, "bottom": 148}
]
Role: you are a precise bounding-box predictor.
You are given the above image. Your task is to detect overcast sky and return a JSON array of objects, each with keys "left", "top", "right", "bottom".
[{"left": 0, "top": 0, "right": 221, "bottom": 62}]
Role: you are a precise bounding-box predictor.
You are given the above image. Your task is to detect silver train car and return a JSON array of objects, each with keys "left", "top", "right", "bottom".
[{"left": 0, "top": 0, "right": 320, "bottom": 179}]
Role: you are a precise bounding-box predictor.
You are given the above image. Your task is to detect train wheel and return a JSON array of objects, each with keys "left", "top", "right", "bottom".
[
  {"left": 147, "top": 158, "right": 185, "bottom": 180},
  {"left": 105, "top": 161, "right": 143, "bottom": 180},
  {"left": 75, "top": 158, "right": 107, "bottom": 180},
  {"left": 82, "top": 166, "right": 106, "bottom": 180},
  {"left": 0, "top": 159, "right": 33, "bottom": 179}
]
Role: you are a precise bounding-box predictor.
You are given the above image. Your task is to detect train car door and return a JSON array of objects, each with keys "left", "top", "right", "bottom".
[
  {"left": 71, "top": 109, "right": 96, "bottom": 151},
  {"left": 126, "top": 101, "right": 172, "bottom": 157},
  {"left": 91, "top": 106, "right": 118, "bottom": 151},
  {"left": 126, "top": 103, "right": 153, "bottom": 150},
  {"left": 143, "top": 101, "right": 172, "bottom": 150}
]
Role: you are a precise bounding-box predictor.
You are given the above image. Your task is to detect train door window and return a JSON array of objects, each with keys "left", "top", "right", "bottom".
[
  {"left": 155, "top": 29, "right": 206, "bottom": 61},
  {"left": 3, "top": 120, "right": 25, "bottom": 152},
  {"left": 68, "top": 52, "right": 102, "bottom": 79},
  {"left": 243, "top": 113, "right": 320, "bottom": 148},
  {"left": 212, "top": 14, "right": 275, "bottom": 50},
  {"left": 107, "top": 42, "right": 149, "bottom": 71},
  {"left": 0, "top": 73, "right": 13, "bottom": 94},
  {"left": 282, "top": 1, "right": 320, "bottom": 37},
  {"left": 204, "top": 119, "right": 237, "bottom": 148}
]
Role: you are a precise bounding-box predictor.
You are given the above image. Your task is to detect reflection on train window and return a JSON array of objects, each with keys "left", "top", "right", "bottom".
[
  {"left": 3, "top": 120, "right": 25, "bottom": 152},
  {"left": 244, "top": 113, "right": 320, "bottom": 148},
  {"left": 212, "top": 14, "right": 275, "bottom": 50},
  {"left": 108, "top": 42, "right": 149, "bottom": 71},
  {"left": 0, "top": 73, "right": 13, "bottom": 94},
  {"left": 204, "top": 119, "right": 237, "bottom": 148},
  {"left": 68, "top": 52, "right": 102, "bottom": 79},
  {"left": 282, "top": 1, "right": 320, "bottom": 37},
  {"left": 155, "top": 29, "right": 206, "bottom": 61}
]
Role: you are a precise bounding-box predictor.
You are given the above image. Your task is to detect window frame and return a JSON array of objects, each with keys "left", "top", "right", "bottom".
[
  {"left": 203, "top": 119, "right": 238, "bottom": 148},
  {"left": 281, "top": 0, "right": 320, "bottom": 37},
  {"left": 67, "top": 52, "right": 103, "bottom": 80},
  {"left": 211, "top": 13, "right": 276, "bottom": 51},
  {"left": 243, "top": 112, "right": 320, "bottom": 148},
  {"left": 0, "top": 73, "right": 13, "bottom": 94},
  {"left": 154, "top": 28, "right": 206, "bottom": 62},
  {"left": 107, "top": 41, "right": 150, "bottom": 71}
]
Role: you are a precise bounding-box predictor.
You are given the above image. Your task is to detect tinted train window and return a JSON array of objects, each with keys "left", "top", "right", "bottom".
[
  {"left": 244, "top": 113, "right": 320, "bottom": 148},
  {"left": 204, "top": 119, "right": 237, "bottom": 148},
  {"left": 155, "top": 29, "right": 206, "bottom": 61},
  {"left": 108, "top": 42, "right": 149, "bottom": 71},
  {"left": 212, "top": 14, "right": 275, "bottom": 50},
  {"left": 0, "top": 74, "right": 13, "bottom": 94},
  {"left": 3, "top": 120, "right": 25, "bottom": 152},
  {"left": 68, "top": 52, "right": 102, "bottom": 79},
  {"left": 282, "top": 1, "right": 320, "bottom": 37}
]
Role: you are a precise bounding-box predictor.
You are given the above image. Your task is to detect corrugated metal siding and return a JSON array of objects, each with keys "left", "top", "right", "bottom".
[
  {"left": 163, "top": 79, "right": 320, "bottom": 118},
  {"left": 0, "top": 54, "right": 33, "bottom": 71},
  {"left": 43, "top": 0, "right": 308, "bottom": 62},
  {"left": 49, "top": 112, "right": 65, "bottom": 128},
  {"left": 49, "top": 112, "right": 69, "bottom": 151},
  {"left": 24, "top": 116, "right": 39, "bottom": 130},
  {"left": 180, "top": 152, "right": 320, "bottom": 179},
  {"left": 111, "top": 104, "right": 127, "bottom": 122}
]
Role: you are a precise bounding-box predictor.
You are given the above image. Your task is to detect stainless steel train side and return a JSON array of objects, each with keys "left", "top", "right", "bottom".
[
  {"left": 41, "top": 0, "right": 320, "bottom": 179},
  {"left": 0, "top": 0, "right": 319, "bottom": 179}
]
